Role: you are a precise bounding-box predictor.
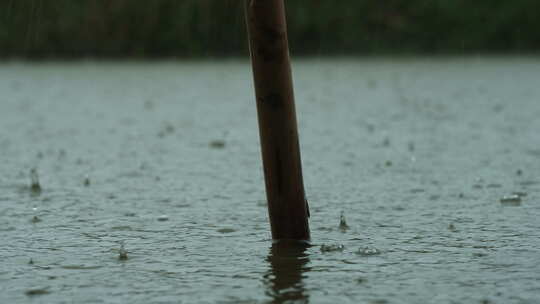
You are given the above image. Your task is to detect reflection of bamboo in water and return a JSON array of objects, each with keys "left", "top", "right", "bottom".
[
  {"left": 245, "top": 0, "right": 310, "bottom": 240},
  {"left": 264, "top": 240, "right": 311, "bottom": 303}
]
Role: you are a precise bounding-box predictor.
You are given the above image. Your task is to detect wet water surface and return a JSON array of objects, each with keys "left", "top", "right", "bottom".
[{"left": 1, "top": 58, "right": 540, "bottom": 303}]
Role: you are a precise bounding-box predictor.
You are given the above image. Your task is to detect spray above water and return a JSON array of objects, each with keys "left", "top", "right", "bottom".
[
  {"left": 339, "top": 211, "right": 350, "bottom": 232},
  {"left": 29, "top": 168, "right": 41, "bottom": 195},
  {"left": 118, "top": 242, "right": 128, "bottom": 260}
]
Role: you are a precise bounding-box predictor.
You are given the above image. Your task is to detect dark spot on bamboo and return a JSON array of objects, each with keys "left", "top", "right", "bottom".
[
  {"left": 258, "top": 25, "right": 283, "bottom": 44},
  {"left": 256, "top": 45, "right": 282, "bottom": 63},
  {"left": 275, "top": 149, "right": 283, "bottom": 194},
  {"left": 250, "top": 0, "right": 262, "bottom": 9},
  {"left": 259, "top": 93, "right": 283, "bottom": 109},
  {"left": 253, "top": 25, "right": 285, "bottom": 63}
]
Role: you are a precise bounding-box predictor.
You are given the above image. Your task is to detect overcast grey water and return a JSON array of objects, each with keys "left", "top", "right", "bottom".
[{"left": 1, "top": 57, "right": 539, "bottom": 303}]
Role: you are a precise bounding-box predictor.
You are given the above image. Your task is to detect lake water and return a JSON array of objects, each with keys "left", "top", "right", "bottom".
[{"left": 1, "top": 57, "right": 539, "bottom": 303}]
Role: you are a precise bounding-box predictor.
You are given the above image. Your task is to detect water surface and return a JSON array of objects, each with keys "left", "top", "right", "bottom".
[{"left": 1, "top": 57, "right": 540, "bottom": 303}]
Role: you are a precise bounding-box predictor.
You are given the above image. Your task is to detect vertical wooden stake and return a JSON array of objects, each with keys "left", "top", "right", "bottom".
[{"left": 245, "top": 0, "right": 310, "bottom": 240}]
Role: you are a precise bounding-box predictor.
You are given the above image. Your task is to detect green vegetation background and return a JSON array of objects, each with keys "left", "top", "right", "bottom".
[{"left": 1, "top": 0, "right": 539, "bottom": 58}]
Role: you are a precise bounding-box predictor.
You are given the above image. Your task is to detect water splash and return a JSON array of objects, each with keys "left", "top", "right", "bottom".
[
  {"left": 357, "top": 247, "right": 381, "bottom": 256},
  {"left": 339, "top": 211, "right": 350, "bottom": 232},
  {"left": 500, "top": 195, "right": 522, "bottom": 206},
  {"left": 320, "top": 244, "right": 345, "bottom": 253},
  {"left": 29, "top": 168, "right": 41, "bottom": 195},
  {"left": 118, "top": 242, "right": 128, "bottom": 260}
]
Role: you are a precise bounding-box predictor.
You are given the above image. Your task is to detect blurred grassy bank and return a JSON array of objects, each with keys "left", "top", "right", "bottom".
[{"left": 1, "top": 0, "right": 539, "bottom": 59}]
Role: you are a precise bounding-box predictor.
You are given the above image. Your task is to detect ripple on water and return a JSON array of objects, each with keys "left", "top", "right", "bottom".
[
  {"left": 320, "top": 244, "right": 345, "bottom": 253},
  {"left": 60, "top": 265, "right": 102, "bottom": 270},
  {"left": 357, "top": 247, "right": 382, "bottom": 256},
  {"left": 25, "top": 287, "right": 50, "bottom": 296},
  {"left": 157, "top": 215, "right": 169, "bottom": 221},
  {"left": 500, "top": 195, "right": 522, "bottom": 206},
  {"left": 2, "top": 59, "right": 540, "bottom": 304},
  {"left": 217, "top": 228, "right": 236, "bottom": 233}
]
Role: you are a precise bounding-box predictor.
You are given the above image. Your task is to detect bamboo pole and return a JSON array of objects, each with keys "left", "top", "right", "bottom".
[{"left": 245, "top": 0, "right": 310, "bottom": 240}]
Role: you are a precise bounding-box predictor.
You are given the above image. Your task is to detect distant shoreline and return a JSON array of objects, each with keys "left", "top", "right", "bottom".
[{"left": 1, "top": 1, "right": 539, "bottom": 59}]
